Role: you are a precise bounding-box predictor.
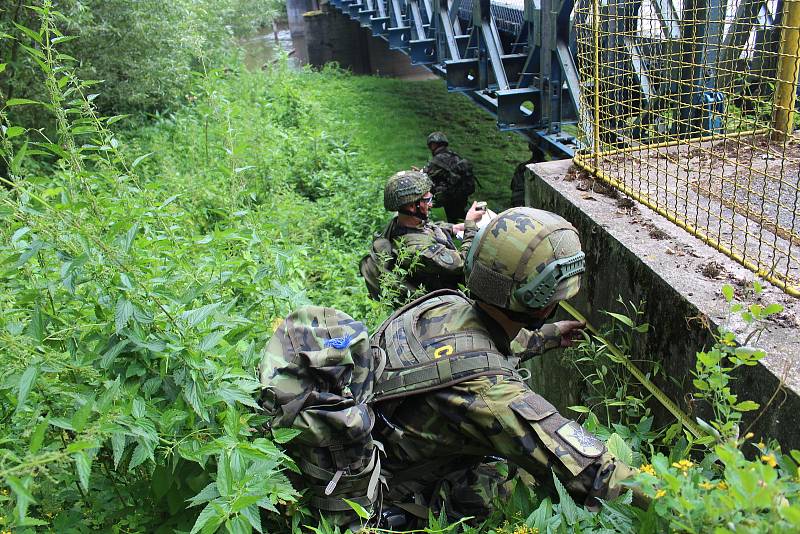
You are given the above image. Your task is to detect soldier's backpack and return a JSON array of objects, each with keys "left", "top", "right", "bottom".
[
  {"left": 258, "top": 307, "right": 386, "bottom": 517},
  {"left": 451, "top": 154, "right": 477, "bottom": 197},
  {"left": 359, "top": 224, "right": 416, "bottom": 302}
]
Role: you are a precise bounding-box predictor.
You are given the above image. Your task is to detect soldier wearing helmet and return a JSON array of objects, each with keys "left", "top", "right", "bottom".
[
  {"left": 423, "top": 132, "right": 477, "bottom": 223},
  {"left": 361, "top": 170, "right": 487, "bottom": 301},
  {"left": 369, "top": 207, "right": 643, "bottom": 526}
]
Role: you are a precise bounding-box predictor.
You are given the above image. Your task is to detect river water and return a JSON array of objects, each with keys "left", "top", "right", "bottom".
[{"left": 240, "top": 24, "right": 307, "bottom": 71}]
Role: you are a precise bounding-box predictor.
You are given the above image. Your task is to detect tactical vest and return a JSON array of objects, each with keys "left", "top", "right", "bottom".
[{"left": 371, "top": 289, "right": 517, "bottom": 402}]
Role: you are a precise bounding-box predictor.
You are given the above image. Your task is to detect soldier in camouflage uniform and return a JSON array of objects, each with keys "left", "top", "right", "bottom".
[
  {"left": 370, "top": 207, "right": 642, "bottom": 525},
  {"left": 423, "top": 132, "right": 476, "bottom": 223},
  {"left": 375, "top": 170, "right": 485, "bottom": 294},
  {"left": 510, "top": 141, "right": 546, "bottom": 207}
]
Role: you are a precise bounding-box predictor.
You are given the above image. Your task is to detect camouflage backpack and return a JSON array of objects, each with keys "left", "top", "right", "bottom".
[
  {"left": 258, "top": 307, "right": 386, "bottom": 516},
  {"left": 359, "top": 224, "right": 416, "bottom": 302}
]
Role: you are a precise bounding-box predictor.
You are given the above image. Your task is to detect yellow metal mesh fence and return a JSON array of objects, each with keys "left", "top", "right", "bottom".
[{"left": 574, "top": 0, "right": 800, "bottom": 296}]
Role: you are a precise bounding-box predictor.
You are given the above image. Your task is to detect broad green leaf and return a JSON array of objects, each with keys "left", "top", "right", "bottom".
[
  {"left": 115, "top": 296, "right": 134, "bottom": 333},
  {"left": 239, "top": 504, "right": 263, "bottom": 533},
  {"left": 551, "top": 472, "right": 580, "bottom": 525},
  {"left": 181, "top": 302, "right": 222, "bottom": 328},
  {"left": 7, "top": 475, "right": 35, "bottom": 519},
  {"left": 764, "top": 303, "right": 784, "bottom": 315},
  {"left": 606, "top": 433, "right": 634, "bottom": 465},
  {"left": 123, "top": 222, "right": 139, "bottom": 253},
  {"left": 131, "top": 152, "right": 153, "bottom": 169},
  {"left": 184, "top": 380, "right": 208, "bottom": 421},
  {"left": 225, "top": 515, "right": 252, "bottom": 534},
  {"left": 13, "top": 22, "right": 43, "bottom": 44},
  {"left": 16, "top": 365, "right": 38, "bottom": 412},
  {"left": 101, "top": 339, "right": 130, "bottom": 368},
  {"left": 129, "top": 442, "right": 151, "bottom": 470},
  {"left": 272, "top": 428, "right": 301, "bottom": 444},
  {"left": 734, "top": 400, "right": 759, "bottom": 412},
  {"left": 722, "top": 284, "right": 734, "bottom": 302},
  {"left": 74, "top": 451, "right": 92, "bottom": 491},
  {"left": 605, "top": 311, "right": 634, "bottom": 328},
  {"left": 29, "top": 419, "right": 48, "bottom": 454},
  {"left": 71, "top": 397, "right": 94, "bottom": 432},
  {"left": 4, "top": 98, "right": 41, "bottom": 107},
  {"left": 190, "top": 501, "right": 221, "bottom": 534},
  {"left": 188, "top": 482, "right": 220, "bottom": 508},
  {"left": 4, "top": 126, "right": 25, "bottom": 139},
  {"left": 343, "top": 498, "right": 370, "bottom": 519},
  {"left": 217, "top": 455, "right": 233, "bottom": 497},
  {"left": 111, "top": 432, "right": 127, "bottom": 469}
]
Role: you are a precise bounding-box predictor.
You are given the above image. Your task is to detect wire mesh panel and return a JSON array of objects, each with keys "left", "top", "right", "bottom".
[{"left": 574, "top": 0, "right": 800, "bottom": 296}]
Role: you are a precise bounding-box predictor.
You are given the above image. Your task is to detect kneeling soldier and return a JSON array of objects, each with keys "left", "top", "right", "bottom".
[{"left": 361, "top": 170, "right": 485, "bottom": 301}]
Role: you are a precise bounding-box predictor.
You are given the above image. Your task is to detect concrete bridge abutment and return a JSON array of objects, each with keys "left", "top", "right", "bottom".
[
  {"left": 300, "top": 1, "right": 435, "bottom": 78},
  {"left": 524, "top": 160, "right": 800, "bottom": 450}
]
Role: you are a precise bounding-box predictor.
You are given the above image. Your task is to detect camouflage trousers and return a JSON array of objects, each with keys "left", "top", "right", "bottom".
[{"left": 374, "top": 375, "right": 635, "bottom": 520}]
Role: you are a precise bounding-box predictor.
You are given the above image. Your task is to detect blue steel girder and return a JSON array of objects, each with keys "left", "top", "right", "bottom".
[{"left": 323, "top": 0, "right": 583, "bottom": 157}]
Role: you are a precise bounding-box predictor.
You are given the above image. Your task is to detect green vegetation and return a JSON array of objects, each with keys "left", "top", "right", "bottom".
[{"left": 1, "top": 3, "right": 799, "bottom": 533}]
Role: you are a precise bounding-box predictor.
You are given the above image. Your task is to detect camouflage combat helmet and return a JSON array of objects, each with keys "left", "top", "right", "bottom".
[
  {"left": 427, "top": 131, "right": 449, "bottom": 146},
  {"left": 384, "top": 170, "right": 433, "bottom": 211},
  {"left": 465, "top": 207, "right": 585, "bottom": 311}
]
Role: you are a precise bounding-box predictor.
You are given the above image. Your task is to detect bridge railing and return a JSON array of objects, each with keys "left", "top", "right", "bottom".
[{"left": 574, "top": 0, "right": 800, "bottom": 296}]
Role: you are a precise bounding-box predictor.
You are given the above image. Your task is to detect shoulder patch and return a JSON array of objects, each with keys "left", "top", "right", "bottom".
[
  {"left": 439, "top": 251, "right": 454, "bottom": 265},
  {"left": 556, "top": 421, "right": 604, "bottom": 458}
]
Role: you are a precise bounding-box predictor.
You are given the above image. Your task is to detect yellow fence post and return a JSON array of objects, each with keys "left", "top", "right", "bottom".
[
  {"left": 592, "top": 0, "right": 601, "bottom": 167},
  {"left": 773, "top": 0, "right": 800, "bottom": 139}
]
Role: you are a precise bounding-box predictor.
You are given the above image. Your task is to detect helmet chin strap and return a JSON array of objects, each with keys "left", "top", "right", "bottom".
[{"left": 399, "top": 201, "right": 428, "bottom": 221}]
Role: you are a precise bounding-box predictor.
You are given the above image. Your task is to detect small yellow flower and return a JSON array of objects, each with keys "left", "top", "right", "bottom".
[
  {"left": 0, "top": 489, "right": 7, "bottom": 496},
  {"left": 672, "top": 459, "right": 694, "bottom": 473},
  {"left": 655, "top": 489, "right": 667, "bottom": 499},
  {"left": 640, "top": 464, "right": 656, "bottom": 476},
  {"left": 757, "top": 441, "right": 765, "bottom": 449},
  {"left": 744, "top": 432, "right": 754, "bottom": 440},
  {"left": 761, "top": 454, "right": 778, "bottom": 468},
  {"left": 699, "top": 481, "right": 715, "bottom": 490},
  {"left": 716, "top": 481, "right": 728, "bottom": 490}
]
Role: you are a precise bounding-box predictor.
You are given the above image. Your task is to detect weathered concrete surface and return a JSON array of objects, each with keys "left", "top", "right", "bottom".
[
  {"left": 303, "top": 2, "right": 436, "bottom": 79},
  {"left": 304, "top": 5, "right": 371, "bottom": 74},
  {"left": 287, "top": 0, "right": 318, "bottom": 37},
  {"left": 525, "top": 159, "right": 800, "bottom": 449}
]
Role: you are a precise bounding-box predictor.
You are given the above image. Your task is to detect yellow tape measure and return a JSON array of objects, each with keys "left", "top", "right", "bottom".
[{"left": 559, "top": 301, "right": 704, "bottom": 439}]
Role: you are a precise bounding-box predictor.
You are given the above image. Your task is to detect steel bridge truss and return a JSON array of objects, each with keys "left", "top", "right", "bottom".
[{"left": 326, "top": 0, "right": 794, "bottom": 158}]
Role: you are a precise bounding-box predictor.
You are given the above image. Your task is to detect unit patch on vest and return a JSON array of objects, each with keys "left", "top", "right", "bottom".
[
  {"left": 439, "top": 251, "right": 454, "bottom": 265},
  {"left": 556, "top": 421, "right": 604, "bottom": 458}
]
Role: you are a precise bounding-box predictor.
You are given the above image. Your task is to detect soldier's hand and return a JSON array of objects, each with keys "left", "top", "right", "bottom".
[
  {"left": 465, "top": 201, "right": 486, "bottom": 222},
  {"left": 553, "top": 320, "right": 585, "bottom": 347},
  {"left": 451, "top": 223, "right": 465, "bottom": 234},
  {"left": 411, "top": 165, "right": 421, "bottom": 172}
]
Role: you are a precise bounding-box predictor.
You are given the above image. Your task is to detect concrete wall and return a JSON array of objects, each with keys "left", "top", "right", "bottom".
[
  {"left": 303, "top": 3, "right": 436, "bottom": 79},
  {"left": 287, "top": 0, "right": 317, "bottom": 37},
  {"left": 525, "top": 160, "right": 800, "bottom": 449}
]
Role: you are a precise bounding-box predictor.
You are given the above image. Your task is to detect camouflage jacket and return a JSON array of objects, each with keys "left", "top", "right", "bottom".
[
  {"left": 371, "top": 291, "right": 633, "bottom": 509},
  {"left": 386, "top": 216, "right": 477, "bottom": 292},
  {"left": 423, "top": 147, "right": 475, "bottom": 200}
]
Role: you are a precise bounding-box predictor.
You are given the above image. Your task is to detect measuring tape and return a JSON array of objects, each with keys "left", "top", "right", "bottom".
[{"left": 559, "top": 301, "right": 704, "bottom": 439}]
